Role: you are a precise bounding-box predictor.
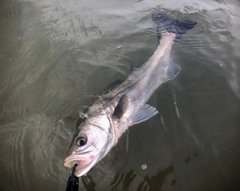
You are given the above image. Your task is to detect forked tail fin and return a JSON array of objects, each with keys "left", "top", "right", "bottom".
[{"left": 152, "top": 10, "right": 197, "bottom": 39}]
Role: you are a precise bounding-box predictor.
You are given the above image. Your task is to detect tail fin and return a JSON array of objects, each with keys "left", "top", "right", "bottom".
[{"left": 152, "top": 10, "right": 197, "bottom": 39}]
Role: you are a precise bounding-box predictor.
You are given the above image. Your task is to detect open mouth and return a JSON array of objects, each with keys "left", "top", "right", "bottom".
[
  {"left": 64, "top": 144, "right": 97, "bottom": 176},
  {"left": 64, "top": 153, "right": 91, "bottom": 167},
  {"left": 64, "top": 151, "right": 96, "bottom": 176},
  {"left": 65, "top": 160, "right": 84, "bottom": 176}
]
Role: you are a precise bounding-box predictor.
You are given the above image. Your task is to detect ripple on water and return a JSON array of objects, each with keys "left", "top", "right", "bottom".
[
  {"left": 1, "top": 0, "right": 240, "bottom": 190},
  {"left": 0, "top": 112, "right": 72, "bottom": 190}
]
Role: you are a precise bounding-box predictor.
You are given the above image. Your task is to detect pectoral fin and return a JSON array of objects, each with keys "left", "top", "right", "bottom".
[
  {"left": 113, "top": 95, "right": 129, "bottom": 119},
  {"left": 129, "top": 104, "right": 158, "bottom": 126}
]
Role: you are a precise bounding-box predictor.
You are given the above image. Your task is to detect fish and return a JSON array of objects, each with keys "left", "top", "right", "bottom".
[{"left": 64, "top": 10, "right": 197, "bottom": 177}]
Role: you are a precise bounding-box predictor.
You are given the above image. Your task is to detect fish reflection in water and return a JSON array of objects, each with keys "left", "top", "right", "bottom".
[{"left": 81, "top": 166, "right": 174, "bottom": 191}]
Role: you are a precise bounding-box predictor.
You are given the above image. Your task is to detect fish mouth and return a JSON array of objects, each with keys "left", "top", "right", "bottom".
[{"left": 64, "top": 147, "right": 97, "bottom": 177}]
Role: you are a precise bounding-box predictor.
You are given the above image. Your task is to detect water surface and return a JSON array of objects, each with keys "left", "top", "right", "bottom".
[{"left": 0, "top": 0, "right": 240, "bottom": 190}]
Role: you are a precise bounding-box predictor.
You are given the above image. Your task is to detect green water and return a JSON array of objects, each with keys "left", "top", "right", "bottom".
[{"left": 0, "top": 0, "right": 240, "bottom": 190}]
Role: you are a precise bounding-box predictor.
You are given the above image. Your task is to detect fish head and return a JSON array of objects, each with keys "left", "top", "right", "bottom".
[{"left": 64, "top": 114, "right": 115, "bottom": 177}]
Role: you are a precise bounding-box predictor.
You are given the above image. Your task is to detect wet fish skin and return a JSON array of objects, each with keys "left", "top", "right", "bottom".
[{"left": 64, "top": 11, "right": 197, "bottom": 177}]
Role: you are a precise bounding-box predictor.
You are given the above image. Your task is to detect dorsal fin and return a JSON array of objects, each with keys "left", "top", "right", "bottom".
[
  {"left": 101, "top": 79, "right": 123, "bottom": 95},
  {"left": 113, "top": 95, "right": 129, "bottom": 119}
]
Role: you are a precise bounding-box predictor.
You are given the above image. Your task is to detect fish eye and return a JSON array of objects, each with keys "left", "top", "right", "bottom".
[{"left": 76, "top": 136, "right": 87, "bottom": 147}]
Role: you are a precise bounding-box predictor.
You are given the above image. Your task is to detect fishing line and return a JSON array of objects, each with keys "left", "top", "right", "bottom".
[{"left": 65, "top": 164, "right": 79, "bottom": 191}]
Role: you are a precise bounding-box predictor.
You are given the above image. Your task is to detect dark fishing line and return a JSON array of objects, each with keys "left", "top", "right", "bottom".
[{"left": 65, "top": 164, "right": 79, "bottom": 191}]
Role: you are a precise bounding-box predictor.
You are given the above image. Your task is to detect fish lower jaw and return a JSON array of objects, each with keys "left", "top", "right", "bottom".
[
  {"left": 64, "top": 154, "right": 96, "bottom": 169},
  {"left": 64, "top": 157, "right": 97, "bottom": 177},
  {"left": 64, "top": 155, "right": 84, "bottom": 168},
  {"left": 63, "top": 159, "right": 78, "bottom": 168}
]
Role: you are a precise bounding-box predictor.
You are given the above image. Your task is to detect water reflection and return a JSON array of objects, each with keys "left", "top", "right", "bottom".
[
  {"left": 136, "top": 166, "right": 174, "bottom": 191},
  {"left": 81, "top": 165, "right": 174, "bottom": 191},
  {"left": 82, "top": 175, "right": 96, "bottom": 191}
]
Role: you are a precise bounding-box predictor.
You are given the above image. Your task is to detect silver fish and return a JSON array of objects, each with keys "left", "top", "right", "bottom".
[{"left": 64, "top": 10, "right": 197, "bottom": 177}]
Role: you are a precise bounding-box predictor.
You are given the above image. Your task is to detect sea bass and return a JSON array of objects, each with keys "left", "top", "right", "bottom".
[{"left": 64, "top": 11, "right": 197, "bottom": 177}]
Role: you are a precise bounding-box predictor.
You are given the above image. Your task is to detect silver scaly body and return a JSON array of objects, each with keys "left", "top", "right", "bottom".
[{"left": 64, "top": 11, "right": 197, "bottom": 177}]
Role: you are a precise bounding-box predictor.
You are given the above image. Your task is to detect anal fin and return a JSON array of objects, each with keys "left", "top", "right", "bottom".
[
  {"left": 130, "top": 104, "right": 158, "bottom": 126},
  {"left": 166, "top": 62, "right": 181, "bottom": 80}
]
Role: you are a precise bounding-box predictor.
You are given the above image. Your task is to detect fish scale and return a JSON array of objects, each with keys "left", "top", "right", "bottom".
[{"left": 64, "top": 10, "right": 197, "bottom": 178}]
